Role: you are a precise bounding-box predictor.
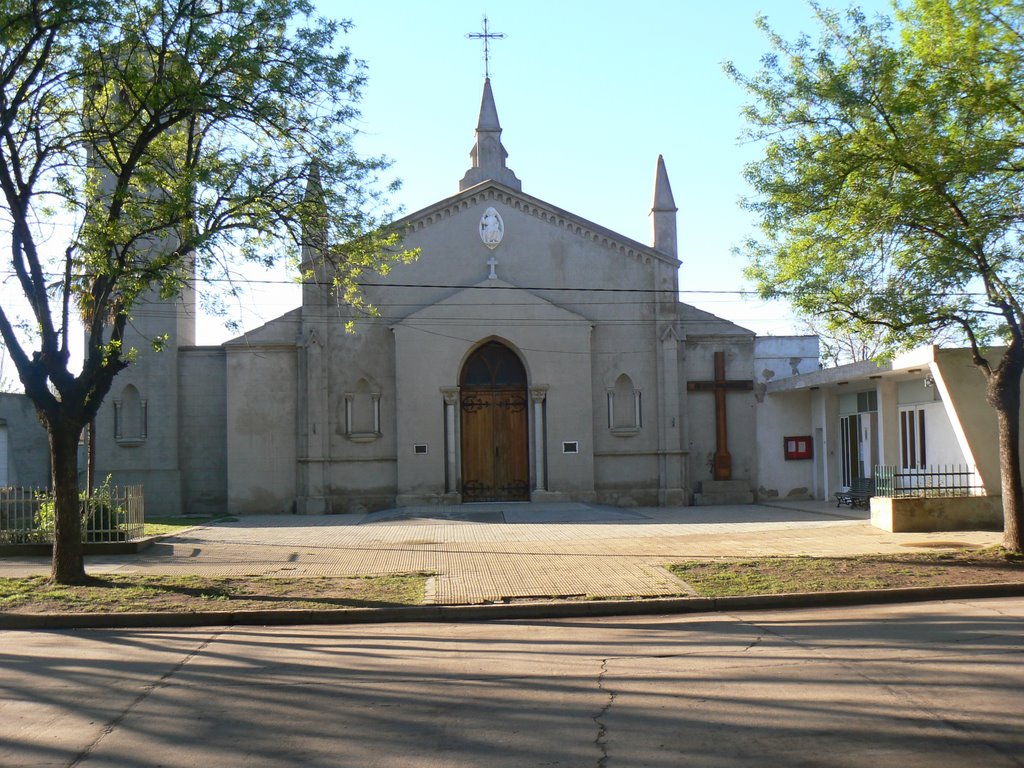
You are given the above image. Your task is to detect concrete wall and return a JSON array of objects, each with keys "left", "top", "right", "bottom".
[
  {"left": 816, "top": 389, "right": 842, "bottom": 500},
  {"left": 319, "top": 320, "right": 398, "bottom": 513},
  {"left": 0, "top": 393, "right": 49, "bottom": 488},
  {"left": 392, "top": 282, "right": 596, "bottom": 504},
  {"left": 931, "top": 348, "right": 1024, "bottom": 494},
  {"left": 684, "top": 339, "right": 756, "bottom": 495},
  {"left": 348, "top": 186, "right": 726, "bottom": 509},
  {"left": 754, "top": 389, "right": 815, "bottom": 501},
  {"left": 179, "top": 348, "right": 227, "bottom": 516},
  {"left": 93, "top": 293, "right": 196, "bottom": 516},
  {"left": 870, "top": 495, "right": 1002, "bottom": 532},
  {"left": 226, "top": 343, "right": 298, "bottom": 515},
  {"left": 590, "top": 311, "right": 661, "bottom": 506},
  {"left": 754, "top": 336, "right": 820, "bottom": 501},
  {"left": 754, "top": 336, "right": 820, "bottom": 383},
  {"left": 876, "top": 378, "right": 900, "bottom": 468}
]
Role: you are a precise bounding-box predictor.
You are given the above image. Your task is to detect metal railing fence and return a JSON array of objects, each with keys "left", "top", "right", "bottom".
[
  {"left": 0, "top": 485, "right": 145, "bottom": 544},
  {"left": 874, "top": 465, "right": 985, "bottom": 498}
]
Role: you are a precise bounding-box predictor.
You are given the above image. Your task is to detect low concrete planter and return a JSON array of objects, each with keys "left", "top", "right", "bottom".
[{"left": 870, "top": 495, "right": 1003, "bottom": 533}]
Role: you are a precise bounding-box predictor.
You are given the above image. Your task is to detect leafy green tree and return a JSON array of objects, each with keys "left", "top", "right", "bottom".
[
  {"left": 729, "top": 0, "right": 1024, "bottom": 550},
  {"left": 0, "top": 0, "right": 409, "bottom": 583},
  {"left": 798, "top": 316, "right": 961, "bottom": 367}
]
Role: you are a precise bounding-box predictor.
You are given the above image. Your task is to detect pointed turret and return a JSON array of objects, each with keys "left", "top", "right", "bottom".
[
  {"left": 459, "top": 78, "right": 522, "bottom": 191},
  {"left": 305, "top": 157, "right": 323, "bottom": 200},
  {"left": 650, "top": 154, "right": 677, "bottom": 258},
  {"left": 299, "top": 160, "right": 330, "bottom": 314},
  {"left": 300, "top": 160, "right": 327, "bottom": 270}
]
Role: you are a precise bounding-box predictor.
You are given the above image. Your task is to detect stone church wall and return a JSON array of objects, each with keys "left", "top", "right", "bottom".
[
  {"left": 323, "top": 321, "right": 399, "bottom": 512},
  {"left": 93, "top": 299, "right": 189, "bottom": 517},
  {"left": 179, "top": 348, "right": 227, "bottom": 516},
  {"left": 593, "top": 454, "right": 661, "bottom": 506},
  {"left": 684, "top": 339, "right": 757, "bottom": 498},
  {"left": 226, "top": 345, "right": 297, "bottom": 515},
  {"left": 391, "top": 288, "right": 597, "bottom": 505},
  {"left": 589, "top": 300, "right": 663, "bottom": 506},
  {"left": 0, "top": 393, "right": 50, "bottom": 488}
]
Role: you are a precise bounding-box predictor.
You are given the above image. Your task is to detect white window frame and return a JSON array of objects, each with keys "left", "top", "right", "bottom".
[{"left": 899, "top": 406, "right": 927, "bottom": 471}]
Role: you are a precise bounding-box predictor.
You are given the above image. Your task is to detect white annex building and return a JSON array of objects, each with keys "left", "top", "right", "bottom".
[{"left": 87, "top": 78, "right": 821, "bottom": 517}]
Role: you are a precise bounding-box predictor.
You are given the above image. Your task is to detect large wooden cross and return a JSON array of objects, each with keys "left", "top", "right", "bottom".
[{"left": 687, "top": 351, "right": 753, "bottom": 481}]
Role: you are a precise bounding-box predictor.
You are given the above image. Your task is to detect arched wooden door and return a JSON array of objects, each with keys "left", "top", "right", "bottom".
[{"left": 460, "top": 342, "right": 529, "bottom": 501}]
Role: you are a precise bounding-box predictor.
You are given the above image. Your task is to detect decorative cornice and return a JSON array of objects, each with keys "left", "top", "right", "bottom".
[{"left": 396, "top": 182, "right": 680, "bottom": 270}]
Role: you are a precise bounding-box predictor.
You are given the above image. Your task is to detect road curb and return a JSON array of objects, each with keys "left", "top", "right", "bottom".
[{"left": 4, "top": 581, "right": 1024, "bottom": 630}]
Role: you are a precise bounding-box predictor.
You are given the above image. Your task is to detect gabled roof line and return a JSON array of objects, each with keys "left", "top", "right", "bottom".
[{"left": 392, "top": 181, "right": 681, "bottom": 270}]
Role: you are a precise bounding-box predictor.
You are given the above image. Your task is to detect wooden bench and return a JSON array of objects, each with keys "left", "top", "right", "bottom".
[{"left": 835, "top": 478, "right": 875, "bottom": 508}]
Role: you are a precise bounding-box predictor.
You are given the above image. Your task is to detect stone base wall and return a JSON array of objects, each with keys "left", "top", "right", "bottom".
[
  {"left": 693, "top": 479, "right": 754, "bottom": 506},
  {"left": 594, "top": 488, "right": 660, "bottom": 507},
  {"left": 870, "top": 495, "right": 1003, "bottom": 533}
]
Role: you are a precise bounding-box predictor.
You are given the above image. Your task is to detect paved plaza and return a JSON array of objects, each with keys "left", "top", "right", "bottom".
[{"left": 0, "top": 501, "right": 1003, "bottom": 604}]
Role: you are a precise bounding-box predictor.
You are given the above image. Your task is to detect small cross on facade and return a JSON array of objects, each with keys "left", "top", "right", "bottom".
[
  {"left": 466, "top": 15, "right": 506, "bottom": 79},
  {"left": 487, "top": 255, "right": 498, "bottom": 280}
]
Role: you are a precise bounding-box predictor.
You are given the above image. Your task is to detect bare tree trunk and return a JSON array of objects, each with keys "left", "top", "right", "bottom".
[
  {"left": 49, "top": 419, "right": 87, "bottom": 584},
  {"left": 987, "top": 355, "right": 1024, "bottom": 552}
]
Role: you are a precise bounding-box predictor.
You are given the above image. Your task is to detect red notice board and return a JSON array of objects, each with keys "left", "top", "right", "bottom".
[{"left": 784, "top": 436, "right": 813, "bottom": 460}]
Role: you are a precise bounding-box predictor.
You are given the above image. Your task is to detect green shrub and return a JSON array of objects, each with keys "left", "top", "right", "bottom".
[{"left": 33, "top": 476, "right": 127, "bottom": 542}]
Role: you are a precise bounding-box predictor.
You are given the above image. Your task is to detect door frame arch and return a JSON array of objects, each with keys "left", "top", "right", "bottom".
[{"left": 458, "top": 339, "right": 530, "bottom": 501}]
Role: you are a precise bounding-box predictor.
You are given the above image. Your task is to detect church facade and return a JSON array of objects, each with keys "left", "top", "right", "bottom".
[{"left": 91, "top": 79, "right": 820, "bottom": 517}]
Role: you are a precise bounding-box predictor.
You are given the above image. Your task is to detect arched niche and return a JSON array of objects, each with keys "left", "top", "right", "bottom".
[
  {"left": 114, "top": 384, "right": 147, "bottom": 446},
  {"left": 607, "top": 373, "right": 642, "bottom": 435},
  {"left": 343, "top": 377, "right": 381, "bottom": 442}
]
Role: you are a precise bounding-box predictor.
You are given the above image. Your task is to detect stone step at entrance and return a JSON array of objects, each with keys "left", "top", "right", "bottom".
[{"left": 693, "top": 479, "right": 754, "bottom": 506}]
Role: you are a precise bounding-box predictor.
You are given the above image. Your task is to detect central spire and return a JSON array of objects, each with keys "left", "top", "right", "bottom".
[{"left": 459, "top": 78, "right": 522, "bottom": 192}]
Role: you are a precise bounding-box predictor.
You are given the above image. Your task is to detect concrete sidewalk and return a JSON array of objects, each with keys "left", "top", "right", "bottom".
[{"left": 0, "top": 501, "right": 1003, "bottom": 605}]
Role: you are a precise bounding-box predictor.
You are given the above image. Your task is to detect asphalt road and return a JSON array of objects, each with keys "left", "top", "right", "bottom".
[{"left": 3, "top": 596, "right": 1023, "bottom": 767}]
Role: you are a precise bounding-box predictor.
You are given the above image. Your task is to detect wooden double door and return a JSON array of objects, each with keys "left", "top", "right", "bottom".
[{"left": 460, "top": 342, "right": 530, "bottom": 502}]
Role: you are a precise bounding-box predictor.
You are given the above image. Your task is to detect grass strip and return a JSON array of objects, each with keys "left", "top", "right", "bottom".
[
  {"left": 0, "top": 573, "right": 428, "bottom": 614},
  {"left": 143, "top": 516, "right": 228, "bottom": 536},
  {"left": 667, "top": 549, "right": 1024, "bottom": 598}
]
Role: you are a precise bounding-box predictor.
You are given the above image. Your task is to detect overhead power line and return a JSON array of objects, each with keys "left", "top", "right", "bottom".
[{"left": 0, "top": 269, "right": 762, "bottom": 296}]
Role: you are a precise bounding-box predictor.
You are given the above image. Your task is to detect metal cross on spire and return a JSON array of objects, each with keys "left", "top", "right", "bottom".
[{"left": 465, "top": 15, "right": 506, "bottom": 79}]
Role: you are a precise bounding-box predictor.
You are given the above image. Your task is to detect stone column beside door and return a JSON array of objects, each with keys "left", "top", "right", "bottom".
[{"left": 531, "top": 386, "right": 548, "bottom": 492}]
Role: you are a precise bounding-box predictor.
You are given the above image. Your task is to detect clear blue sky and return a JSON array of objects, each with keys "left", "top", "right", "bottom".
[{"left": 198, "top": 0, "right": 893, "bottom": 343}]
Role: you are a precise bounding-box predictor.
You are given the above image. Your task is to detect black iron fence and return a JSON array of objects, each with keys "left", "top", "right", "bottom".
[
  {"left": 874, "top": 465, "right": 985, "bottom": 498},
  {"left": 0, "top": 485, "right": 145, "bottom": 544}
]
